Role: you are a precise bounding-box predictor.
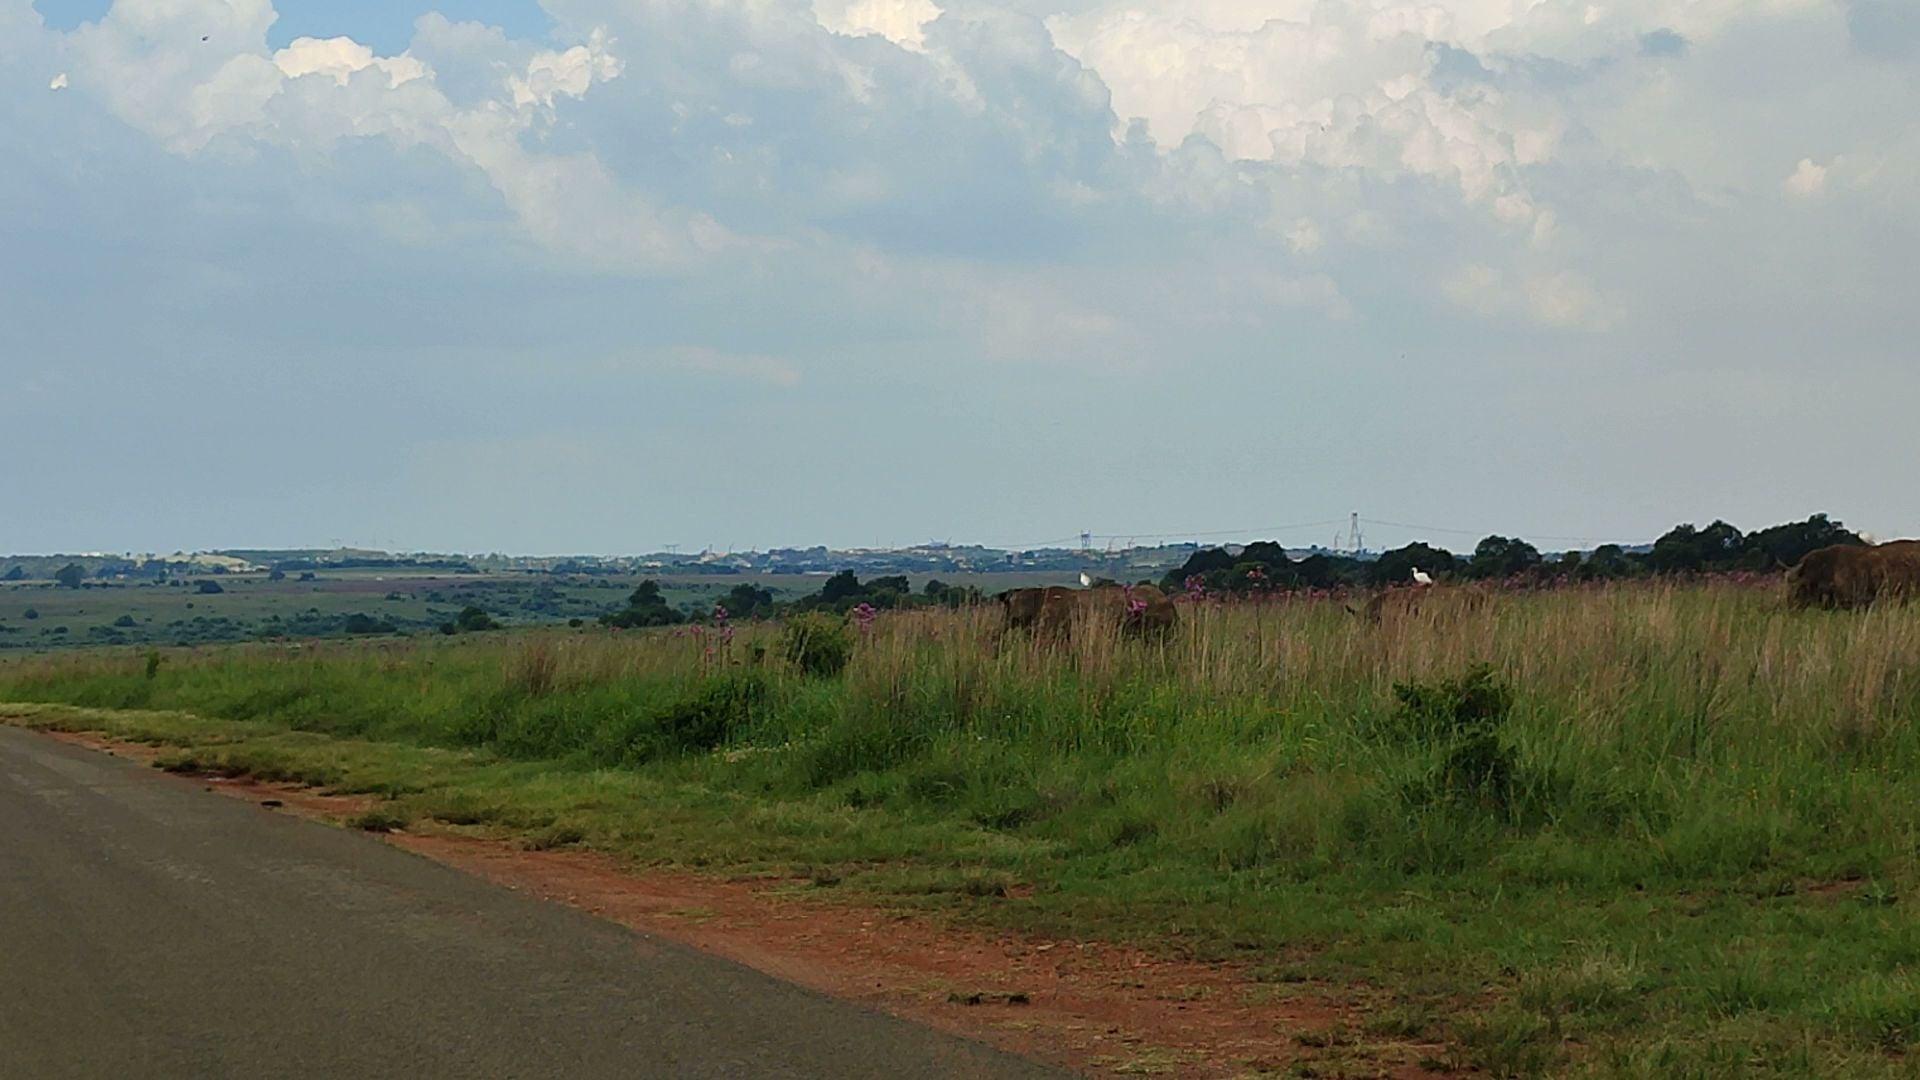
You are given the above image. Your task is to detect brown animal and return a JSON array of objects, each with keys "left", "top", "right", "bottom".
[
  {"left": 1787, "top": 540, "right": 1920, "bottom": 609},
  {"left": 998, "top": 586, "right": 1079, "bottom": 637},
  {"left": 997, "top": 584, "right": 1179, "bottom": 642},
  {"left": 1346, "top": 584, "right": 1489, "bottom": 623}
]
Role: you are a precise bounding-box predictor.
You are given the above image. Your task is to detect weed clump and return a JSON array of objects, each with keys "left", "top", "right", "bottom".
[
  {"left": 1386, "top": 664, "right": 1536, "bottom": 820},
  {"left": 652, "top": 673, "right": 768, "bottom": 755},
  {"left": 349, "top": 808, "right": 409, "bottom": 833},
  {"left": 781, "top": 613, "right": 853, "bottom": 678}
]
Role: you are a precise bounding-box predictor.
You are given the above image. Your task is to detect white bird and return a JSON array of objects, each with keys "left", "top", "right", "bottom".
[
  {"left": 49, "top": 73, "right": 68, "bottom": 91},
  {"left": 1079, "top": 572, "right": 1093, "bottom": 588},
  {"left": 1411, "top": 567, "right": 1434, "bottom": 586}
]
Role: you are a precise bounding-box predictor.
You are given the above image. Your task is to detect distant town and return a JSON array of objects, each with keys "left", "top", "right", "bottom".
[{"left": 0, "top": 540, "right": 1398, "bottom": 584}]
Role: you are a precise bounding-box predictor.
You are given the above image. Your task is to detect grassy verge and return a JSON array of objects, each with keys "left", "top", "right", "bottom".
[{"left": 6, "top": 582, "right": 1920, "bottom": 1076}]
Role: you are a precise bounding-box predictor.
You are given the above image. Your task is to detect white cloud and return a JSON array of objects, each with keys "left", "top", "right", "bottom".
[
  {"left": 1785, "top": 157, "right": 1829, "bottom": 197},
  {"left": 656, "top": 346, "right": 803, "bottom": 387},
  {"left": 508, "top": 30, "right": 622, "bottom": 109},
  {"left": 814, "top": 0, "right": 942, "bottom": 51},
  {"left": 1443, "top": 262, "right": 1615, "bottom": 329},
  {"left": 274, "top": 37, "right": 427, "bottom": 89}
]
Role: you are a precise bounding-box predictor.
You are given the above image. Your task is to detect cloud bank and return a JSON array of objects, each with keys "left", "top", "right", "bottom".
[{"left": 3, "top": 0, "right": 1916, "bottom": 552}]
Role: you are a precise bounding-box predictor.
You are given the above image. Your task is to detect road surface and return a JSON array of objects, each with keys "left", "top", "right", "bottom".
[{"left": 0, "top": 727, "right": 1067, "bottom": 1079}]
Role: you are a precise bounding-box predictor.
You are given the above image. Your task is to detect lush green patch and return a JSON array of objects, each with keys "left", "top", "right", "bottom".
[{"left": 5, "top": 582, "right": 1920, "bottom": 1076}]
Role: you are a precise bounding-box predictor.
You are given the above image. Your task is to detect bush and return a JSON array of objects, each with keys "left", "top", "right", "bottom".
[
  {"left": 654, "top": 674, "right": 769, "bottom": 755},
  {"left": 113, "top": 614, "right": 137, "bottom": 628},
  {"left": 1385, "top": 663, "right": 1514, "bottom": 746},
  {"left": 1387, "top": 665, "right": 1532, "bottom": 818},
  {"left": 343, "top": 613, "right": 395, "bottom": 635},
  {"left": 23, "top": 608, "right": 37, "bottom": 620},
  {"left": 601, "top": 580, "right": 684, "bottom": 628},
  {"left": 194, "top": 580, "right": 224, "bottom": 595},
  {"left": 781, "top": 613, "right": 854, "bottom": 678}
]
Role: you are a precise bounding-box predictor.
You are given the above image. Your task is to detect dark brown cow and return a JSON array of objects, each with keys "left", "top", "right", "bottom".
[
  {"left": 1788, "top": 540, "right": 1920, "bottom": 609},
  {"left": 997, "top": 584, "right": 1179, "bottom": 642}
]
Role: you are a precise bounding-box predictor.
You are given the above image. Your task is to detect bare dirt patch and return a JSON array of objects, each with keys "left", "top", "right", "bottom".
[{"left": 47, "top": 728, "right": 1446, "bottom": 1079}]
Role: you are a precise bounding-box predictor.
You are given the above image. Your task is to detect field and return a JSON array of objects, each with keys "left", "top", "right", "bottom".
[
  {"left": 0, "top": 570, "right": 1082, "bottom": 651},
  {"left": 6, "top": 580, "right": 1920, "bottom": 1075}
]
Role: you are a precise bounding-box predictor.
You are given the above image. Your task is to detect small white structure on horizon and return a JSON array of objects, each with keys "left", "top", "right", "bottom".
[
  {"left": 1079, "top": 572, "right": 1093, "bottom": 587},
  {"left": 1411, "top": 568, "right": 1434, "bottom": 586}
]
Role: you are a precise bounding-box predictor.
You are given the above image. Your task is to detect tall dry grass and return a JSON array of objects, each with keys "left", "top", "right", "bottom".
[{"left": 6, "top": 579, "right": 1920, "bottom": 884}]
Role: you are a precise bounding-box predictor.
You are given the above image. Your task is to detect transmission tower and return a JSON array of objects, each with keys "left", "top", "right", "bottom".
[{"left": 1348, "top": 512, "right": 1364, "bottom": 555}]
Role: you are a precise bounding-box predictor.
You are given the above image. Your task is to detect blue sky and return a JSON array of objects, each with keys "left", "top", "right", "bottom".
[
  {"left": 4, "top": 0, "right": 1917, "bottom": 555},
  {"left": 34, "top": 0, "right": 553, "bottom": 52}
]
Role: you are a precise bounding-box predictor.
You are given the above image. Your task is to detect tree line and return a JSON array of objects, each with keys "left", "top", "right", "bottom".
[{"left": 1162, "top": 514, "right": 1863, "bottom": 597}]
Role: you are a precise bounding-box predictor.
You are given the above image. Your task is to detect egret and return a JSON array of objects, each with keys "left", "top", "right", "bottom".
[
  {"left": 1079, "top": 572, "right": 1093, "bottom": 588},
  {"left": 49, "top": 73, "right": 67, "bottom": 91},
  {"left": 1411, "top": 568, "right": 1434, "bottom": 586}
]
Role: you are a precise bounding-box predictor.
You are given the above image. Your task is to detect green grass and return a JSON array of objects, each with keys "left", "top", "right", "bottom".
[
  {"left": 5, "top": 581, "right": 1920, "bottom": 1076},
  {"left": 0, "top": 570, "right": 1081, "bottom": 652}
]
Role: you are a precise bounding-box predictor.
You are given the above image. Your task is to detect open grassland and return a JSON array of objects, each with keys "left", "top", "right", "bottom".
[
  {"left": 7, "top": 581, "right": 1920, "bottom": 1075},
  {"left": 0, "top": 570, "right": 1083, "bottom": 651}
]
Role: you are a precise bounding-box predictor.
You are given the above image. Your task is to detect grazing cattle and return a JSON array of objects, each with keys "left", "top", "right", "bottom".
[
  {"left": 1787, "top": 540, "right": 1920, "bottom": 609},
  {"left": 998, "top": 586, "right": 1079, "bottom": 637},
  {"left": 1347, "top": 584, "right": 1489, "bottom": 624},
  {"left": 997, "top": 584, "right": 1179, "bottom": 642}
]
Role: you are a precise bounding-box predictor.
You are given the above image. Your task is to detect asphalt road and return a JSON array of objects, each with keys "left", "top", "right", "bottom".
[{"left": 0, "top": 728, "right": 1067, "bottom": 1079}]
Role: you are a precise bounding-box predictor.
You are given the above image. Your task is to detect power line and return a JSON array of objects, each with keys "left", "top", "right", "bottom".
[
  {"left": 993, "top": 518, "right": 1349, "bottom": 551},
  {"left": 1360, "top": 517, "right": 1651, "bottom": 547}
]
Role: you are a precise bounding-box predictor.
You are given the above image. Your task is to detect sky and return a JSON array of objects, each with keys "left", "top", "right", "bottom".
[{"left": 4, "top": 0, "right": 1917, "bottom": 556}]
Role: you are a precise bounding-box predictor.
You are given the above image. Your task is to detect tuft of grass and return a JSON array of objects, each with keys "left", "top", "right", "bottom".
[
  {"left": 349, "top": 808, "right": 409, "bottom": 833},
  {"left": 519, "top": 823, "right": 587, "bottom": 851}
]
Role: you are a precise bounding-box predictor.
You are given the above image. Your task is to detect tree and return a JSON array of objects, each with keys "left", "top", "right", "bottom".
[
  {"left": 863, "top": 575, "right": 911, "bottom": 608},
  {"left": 601, "top": 580, "right": 684, "bottom": 628},
  {"left": 343, "top": 613, "right": 395, "bottom": 635},
  {"left": 267, "top": 568, "right": 287, "bottom": 582},
  {"left": 720, "top": 583, "right": 775, "bottom": 619},
  {"left": 1467, "top": 536, "right": 1543, "bottom": 580},
  {"left": 1580, "top": 544, "right": 1634, "bottom": 580},
  {"left": 442, "top": 606, "right": 500, "bottom": 634},
  {"left": 113, "top": 615, "right": 137, "bottom": 628},
  {"left": 1162, "top": 547, "right": 1237, "bottom": 588},
  {"left": 1747, "top": 514, "right": 1863, "bottom": 569},
  {"left": 194, "top": 580, "right": 225, "bottom": 594},
  {"left": 54, "top": 563, "right": 84, "bottom": 589},
  {"left": 818, "top": 571, "right": 864, "bottom": 604},
  {"left": 2, "top": 566, "right": 22, "bottom": 581},
  {"left": 1371, "top": 542, "right": 1461, "bottom": 587}
]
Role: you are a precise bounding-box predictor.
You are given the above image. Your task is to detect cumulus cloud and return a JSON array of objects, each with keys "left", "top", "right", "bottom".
[
  {"left": 7, "top": 0, "right": 1920, "bottom": 550},
  {"left": 814, "top": 0, "right": 942, "bottom": 50},
  {"left": 1786, "top": 157, "right": 1829, "bottom": 197},
  {"left": 274, "top": 37, "right": 427, "bottom": 88}
]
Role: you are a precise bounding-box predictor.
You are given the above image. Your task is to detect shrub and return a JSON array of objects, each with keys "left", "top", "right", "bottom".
[
  {"left": 113, "top": 614, "right": 137, "bottom": 628},
  {"left": 194, "top": 580, "right": 225, "bottom": 594},
  {"left": 663, "top": 673, "right": 768, "bottom": 753},
  {"left": 343, "top": 613, "right": 395, "bottom": 635},
  {"left": 1388, "top": 665, "right": 1531, "bottom": 817},
  {"left": 1383, "top": 663, "right": 1514, "bottom": 746},
  {"left": 22, "top": 608, "right": 37, "bottom": 620},
  {"left": 781, "top": 613, "right": 854, "bottom": 678}
]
